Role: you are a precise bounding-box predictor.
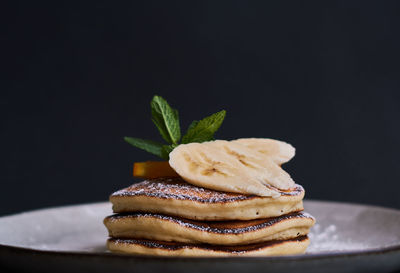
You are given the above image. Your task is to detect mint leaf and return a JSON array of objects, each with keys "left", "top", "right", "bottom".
[
  {"left": 161, "top": 144, "right": 177, "bottom": 160},
  {"left": 182, "top": 110, "right": 226, "bottom": 144},
  {"left": 151, "top": 96, "right": 181, "bottom": 145},
  {"left": 124, "top": 137, "right": 164, "bottom": 158}
]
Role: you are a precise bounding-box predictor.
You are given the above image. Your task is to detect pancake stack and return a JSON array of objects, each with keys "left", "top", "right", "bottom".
[{"left": 104, "top": 177, "right": 315, "bottom": 256}]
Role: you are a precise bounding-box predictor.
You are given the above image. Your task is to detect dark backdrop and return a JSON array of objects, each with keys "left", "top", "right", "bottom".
[{"left": 2, "top": 1, "right": 400, "bottom": 216}]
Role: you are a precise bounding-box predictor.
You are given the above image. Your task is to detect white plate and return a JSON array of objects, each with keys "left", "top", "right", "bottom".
[{"left": 1, "top": 200, "right": 400, "bottom": 273}]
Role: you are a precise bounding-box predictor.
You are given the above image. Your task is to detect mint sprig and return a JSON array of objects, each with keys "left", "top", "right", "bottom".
[{"left": 124, "top": 95, "right": 226, "bottom": 159}]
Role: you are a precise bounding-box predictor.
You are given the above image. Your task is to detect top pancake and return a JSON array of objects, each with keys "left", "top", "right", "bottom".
[{"left": 110, "top": 177, "right": 305, "bottom": 221}]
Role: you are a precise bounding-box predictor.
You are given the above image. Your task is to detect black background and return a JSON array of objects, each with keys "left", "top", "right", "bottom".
[{"left": 2, "top": 1, "right": 400, "bottom": 218}]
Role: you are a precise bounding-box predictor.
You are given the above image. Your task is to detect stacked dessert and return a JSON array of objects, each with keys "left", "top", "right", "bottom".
[{"left": 104, "top": 139, "right": 315, "bottom": 256}]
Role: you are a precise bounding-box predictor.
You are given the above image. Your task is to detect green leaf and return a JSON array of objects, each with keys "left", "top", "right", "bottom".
[
  {"left": 161, "top": 144, "right": 178, "bottom": 160},
  {"left": 124, "top": 137, "right": 164, "bottom": 158},
  {"left": 186, "top": 120, "right": 199, "bottom": 132},
  {"left": 150, "top": 96, "right": 181, "bottom": 144},
  {"left": 182, "top": 110, "right": 226, "bottom": 144}
]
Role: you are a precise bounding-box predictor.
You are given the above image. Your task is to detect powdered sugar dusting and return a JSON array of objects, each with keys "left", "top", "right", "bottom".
[
  {"left": 111, "top": 178, "right": 303, "bottom": 203},
  {"left": 308, "top": 223, "right": 368, "bottom": 253}
]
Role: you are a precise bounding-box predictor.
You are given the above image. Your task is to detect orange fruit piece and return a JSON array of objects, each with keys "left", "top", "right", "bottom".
[{"left": 133, "top": 161, "right": 179, "bottom": 179}]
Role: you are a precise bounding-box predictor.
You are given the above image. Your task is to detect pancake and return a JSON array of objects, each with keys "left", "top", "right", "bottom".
[
  {"left": 107, "top": 236, "right": 309, "bottom": 256},
  {"left": 110, "top": 177, "right": 304, "bottom": 220},
  {"left": 104, "top": 212, "right": 315, "bottom": 245}
]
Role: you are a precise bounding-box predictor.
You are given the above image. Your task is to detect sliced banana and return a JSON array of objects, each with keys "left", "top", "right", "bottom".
[
  {"left": 211, "top": 141, "right": 295, "bottom": 190},
  {"left": 232, "top": 138, "right": 295, "bottom": 165},
  {"left": 168, "top": 139, "right": 295, "bottom": 197}
]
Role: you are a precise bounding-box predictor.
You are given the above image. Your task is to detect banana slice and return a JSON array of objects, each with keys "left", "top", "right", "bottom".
[
  {"left": 168, "top": 139, "right": 295, "bottom": 197},
  {"left": 232, "top": 138, "right": 295, "bottom": 165}
]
